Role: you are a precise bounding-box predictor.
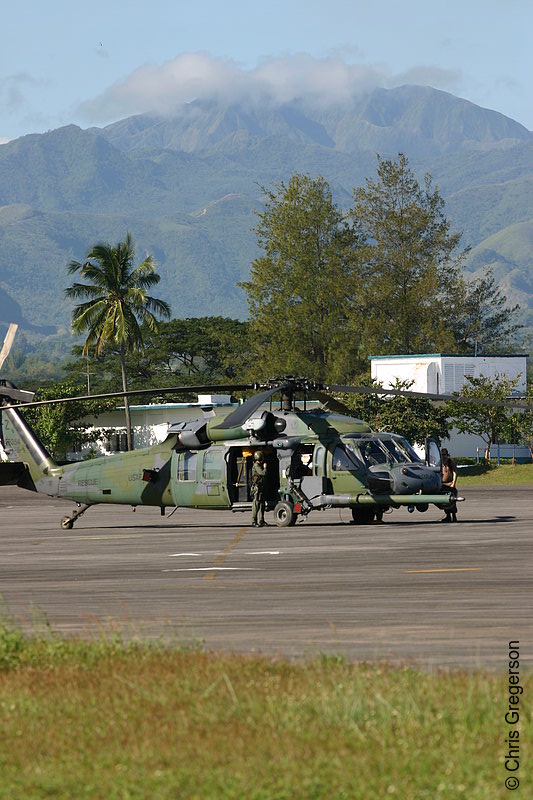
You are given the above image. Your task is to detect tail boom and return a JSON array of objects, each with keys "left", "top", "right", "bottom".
[{"left": 0, "top": 404, "right": 61, "bottom": 495}]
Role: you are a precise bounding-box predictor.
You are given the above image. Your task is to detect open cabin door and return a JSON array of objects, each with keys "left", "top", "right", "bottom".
[{"left": 227, "top": 446, "right": 280, "bottom": 506}]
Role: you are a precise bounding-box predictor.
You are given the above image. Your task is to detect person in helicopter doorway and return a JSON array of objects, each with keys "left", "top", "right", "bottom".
[
  {"left": 251, "top": 450, "right": 268, "bottom": 527},
  {"left": 441, "top": 448, "right": 458, "bottom": 522}
]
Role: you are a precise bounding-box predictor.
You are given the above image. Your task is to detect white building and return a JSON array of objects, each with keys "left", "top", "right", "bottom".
[
  {"left": 370, "top": 353, "right": 527, "bottom": 396},
  {"left": 73, "top": 395, "right": 237, "bottom": 458},
  {"left": 370, "top": 353, "right": 529, "bottom": 459},
  {"left": 70, "top": 395, "right": 322, "bottom": 461}
]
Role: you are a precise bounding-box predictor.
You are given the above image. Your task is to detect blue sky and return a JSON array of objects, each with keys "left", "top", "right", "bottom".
[{"left": 1, "top": 0, "right": 531, "bottom": 143}]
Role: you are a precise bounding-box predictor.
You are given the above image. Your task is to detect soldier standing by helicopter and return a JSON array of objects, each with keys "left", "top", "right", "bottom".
[
  {"left": 251, "top": 450, "right": 267, "bottom": 527},
  {"left": 441, "top": 448, "right": 458, "bottom": 522}
]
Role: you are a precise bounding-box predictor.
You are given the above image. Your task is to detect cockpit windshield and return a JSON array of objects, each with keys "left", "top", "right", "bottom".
[
  {"left": 343, "top": 435, "right": 422, "bottom": 467},
  {"left": 391, "top": 437, "right": 423, "bottom": 463}
]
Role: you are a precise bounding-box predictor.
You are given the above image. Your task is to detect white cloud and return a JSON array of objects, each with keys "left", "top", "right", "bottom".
[
  {"left": 0, "top": 73, "right": 39, "bottom": 112},
  {"left": 0, "top": 73, "right": 54, "bottom": 140},
  {"left": 77, "top": 52, "right": 461, "bottom": 123}
]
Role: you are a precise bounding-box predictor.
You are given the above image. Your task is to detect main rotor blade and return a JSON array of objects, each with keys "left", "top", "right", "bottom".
[
  {"left": 326, "top": 384, "right": 533, "bottom": 411},
  {"left": 310, "top": 390, "right": 358, "bottom": 417},
  {"left": 213, "top": 384, "right": 289, "bottom": 430},
  {"left": 2, "top": 378, "right": 531, "bottom": 414},
  {"left": 0, "top": 383, "right": 255, "bottom": 411}
]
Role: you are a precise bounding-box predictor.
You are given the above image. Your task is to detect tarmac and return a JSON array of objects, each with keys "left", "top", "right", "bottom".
[{"left": 1, "top": 483, "right": 531, "bottom": 668}]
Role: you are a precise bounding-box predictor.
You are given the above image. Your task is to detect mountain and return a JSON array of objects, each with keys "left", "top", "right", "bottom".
[
  {"left": 100, "top": 86, "right": 532, "bottom": 156},
  {"left": 1, "top": 84, "right": 533, "bottom": 348}
]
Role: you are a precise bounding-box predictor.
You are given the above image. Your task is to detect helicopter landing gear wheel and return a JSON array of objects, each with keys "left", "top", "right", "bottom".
[
  {"left": 274, "top": 501, "right": 295, "bottom": 527},
  {"left": 59, "top": 504, "right": 92, "bottom": 530},
  {"left": 351, "top": 507, "right": 376, "bottom": 525}
]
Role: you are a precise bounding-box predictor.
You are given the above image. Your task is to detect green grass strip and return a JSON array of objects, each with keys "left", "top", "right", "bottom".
[
  {"left": 0, "top": 618, "right": 531, "bottom": 799},
  {"left": 457, "top": 461, "right": 533, "bottom": 486}
]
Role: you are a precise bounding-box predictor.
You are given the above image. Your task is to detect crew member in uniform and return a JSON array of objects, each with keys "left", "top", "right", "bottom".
[{"left": 251, "top": 450, "right": 267, "bottom": 527}]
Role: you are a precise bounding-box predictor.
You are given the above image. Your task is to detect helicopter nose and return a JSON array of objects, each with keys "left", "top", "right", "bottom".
[
  {"left": 389, "top": 464, "right": 441, "bottom": 493},
  {"left": 367, "top": 464, "right": 441, "bottom": 494}
]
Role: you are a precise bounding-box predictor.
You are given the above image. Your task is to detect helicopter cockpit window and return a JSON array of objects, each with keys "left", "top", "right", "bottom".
[
  {"left": 356, "top": 440, "right": 388, "bottom": 466},
  {"left": 345, "top": 436, "right": 423, "bottom": 466},
  {"left": 177, "top": 452, "right": 198, "bottom": 481},
  {"left": 393, "top": 437, "right": 423, "bottom": 463},
  {"left": 380, "top": 438, "right": 411, "bottom": 463},
  {"left": 332, "top": 445, "right": 362, "bottom": 472}
]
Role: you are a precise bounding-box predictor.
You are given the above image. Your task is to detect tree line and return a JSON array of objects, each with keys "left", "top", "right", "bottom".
[{"left": 4, "top": 152, "right": 528, "bottom": 460}]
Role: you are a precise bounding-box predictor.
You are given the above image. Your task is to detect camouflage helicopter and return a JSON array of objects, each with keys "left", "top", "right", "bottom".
[{"left": 0, "top": 376, "right": 465, "bottom": 529}]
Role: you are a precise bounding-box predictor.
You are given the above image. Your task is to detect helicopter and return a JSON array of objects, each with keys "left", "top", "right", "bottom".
[{"left": 0, "top": 375, "right": 466, "bottom": 529}]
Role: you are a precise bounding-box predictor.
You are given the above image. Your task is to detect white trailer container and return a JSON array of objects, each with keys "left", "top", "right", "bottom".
[{"left": 370, "top": 353, "right": 529, "bottom": 459}]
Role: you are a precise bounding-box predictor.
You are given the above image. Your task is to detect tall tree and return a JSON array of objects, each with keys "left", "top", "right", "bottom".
[
  {"left": 349, "top": 153, "right": 467, "bottom": 357},
  {"left": 505, "top": 382, "right": 533, "bottom": 459},
  {"left": 448, "top": 268, "right": 522, "bottom": 354},
  {"left": 65, "top": 233, "right": 171, "bottom": 450},
  {"left": 446, "top": 373, "right": 521, "bottom": 460},
  {"left": 139, "top": 317, "right": 252, "bottom": 382},
  {"left": 241, "top": 159, "right": 523, "bottom": 385},
  {"left": 240, "top": 174, "right": 363, "bottom": 381}
]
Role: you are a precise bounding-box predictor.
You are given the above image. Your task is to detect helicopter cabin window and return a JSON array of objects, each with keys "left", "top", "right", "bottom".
[
  {"left": 202, "top": 450, "right": 223, "bottom": 481},
  {"left": 177, "top": 452, "right": 198, "bottom": 481}
]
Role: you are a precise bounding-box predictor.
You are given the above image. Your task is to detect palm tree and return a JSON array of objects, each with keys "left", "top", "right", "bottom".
[{"left": 65, "top": 233, "right": 171, "bottom": 450}]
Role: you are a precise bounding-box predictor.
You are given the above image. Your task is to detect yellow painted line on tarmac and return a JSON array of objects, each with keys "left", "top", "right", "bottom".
[
  {"left": 405, "top": 567, "right": 482, "bottom": 574},
  {"left": 204, "top": 527, "right": 248, "bottom": 581},
  {"left": 222, "top": 527, "right": 248, "bottom": 553}
]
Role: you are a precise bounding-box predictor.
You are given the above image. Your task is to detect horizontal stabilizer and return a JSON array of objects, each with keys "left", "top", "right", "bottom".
[{"left": 0, "top": 381, "right": 35, "bottom": 404}]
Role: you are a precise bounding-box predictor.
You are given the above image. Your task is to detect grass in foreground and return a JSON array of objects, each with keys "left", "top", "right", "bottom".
[
  {"left": 0, "top": 619, "right": 531, "bottom": 799},
  {"left": 457, "top": 460, "right": 533, "bottom": 485}
]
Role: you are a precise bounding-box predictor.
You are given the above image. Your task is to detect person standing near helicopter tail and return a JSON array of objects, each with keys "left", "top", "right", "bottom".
[
  {"left": 441, "top": 448, "right": 458, "bottom": 522},
  {"left": 251, "top": 450, "right": 267, "bottom": 527}
]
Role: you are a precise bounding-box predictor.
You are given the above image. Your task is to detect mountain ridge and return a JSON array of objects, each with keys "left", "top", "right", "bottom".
[
  {"left": 99, "top": 86, "right": 533, "bottom": 156},
  {"left": 0, "top": 84, "right": 532, "bottom": 345}
]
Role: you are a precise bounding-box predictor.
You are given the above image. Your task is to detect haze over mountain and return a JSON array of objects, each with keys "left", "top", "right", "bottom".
[{"left": 1, "top": 84, "right": 532, "bottom": 348}]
